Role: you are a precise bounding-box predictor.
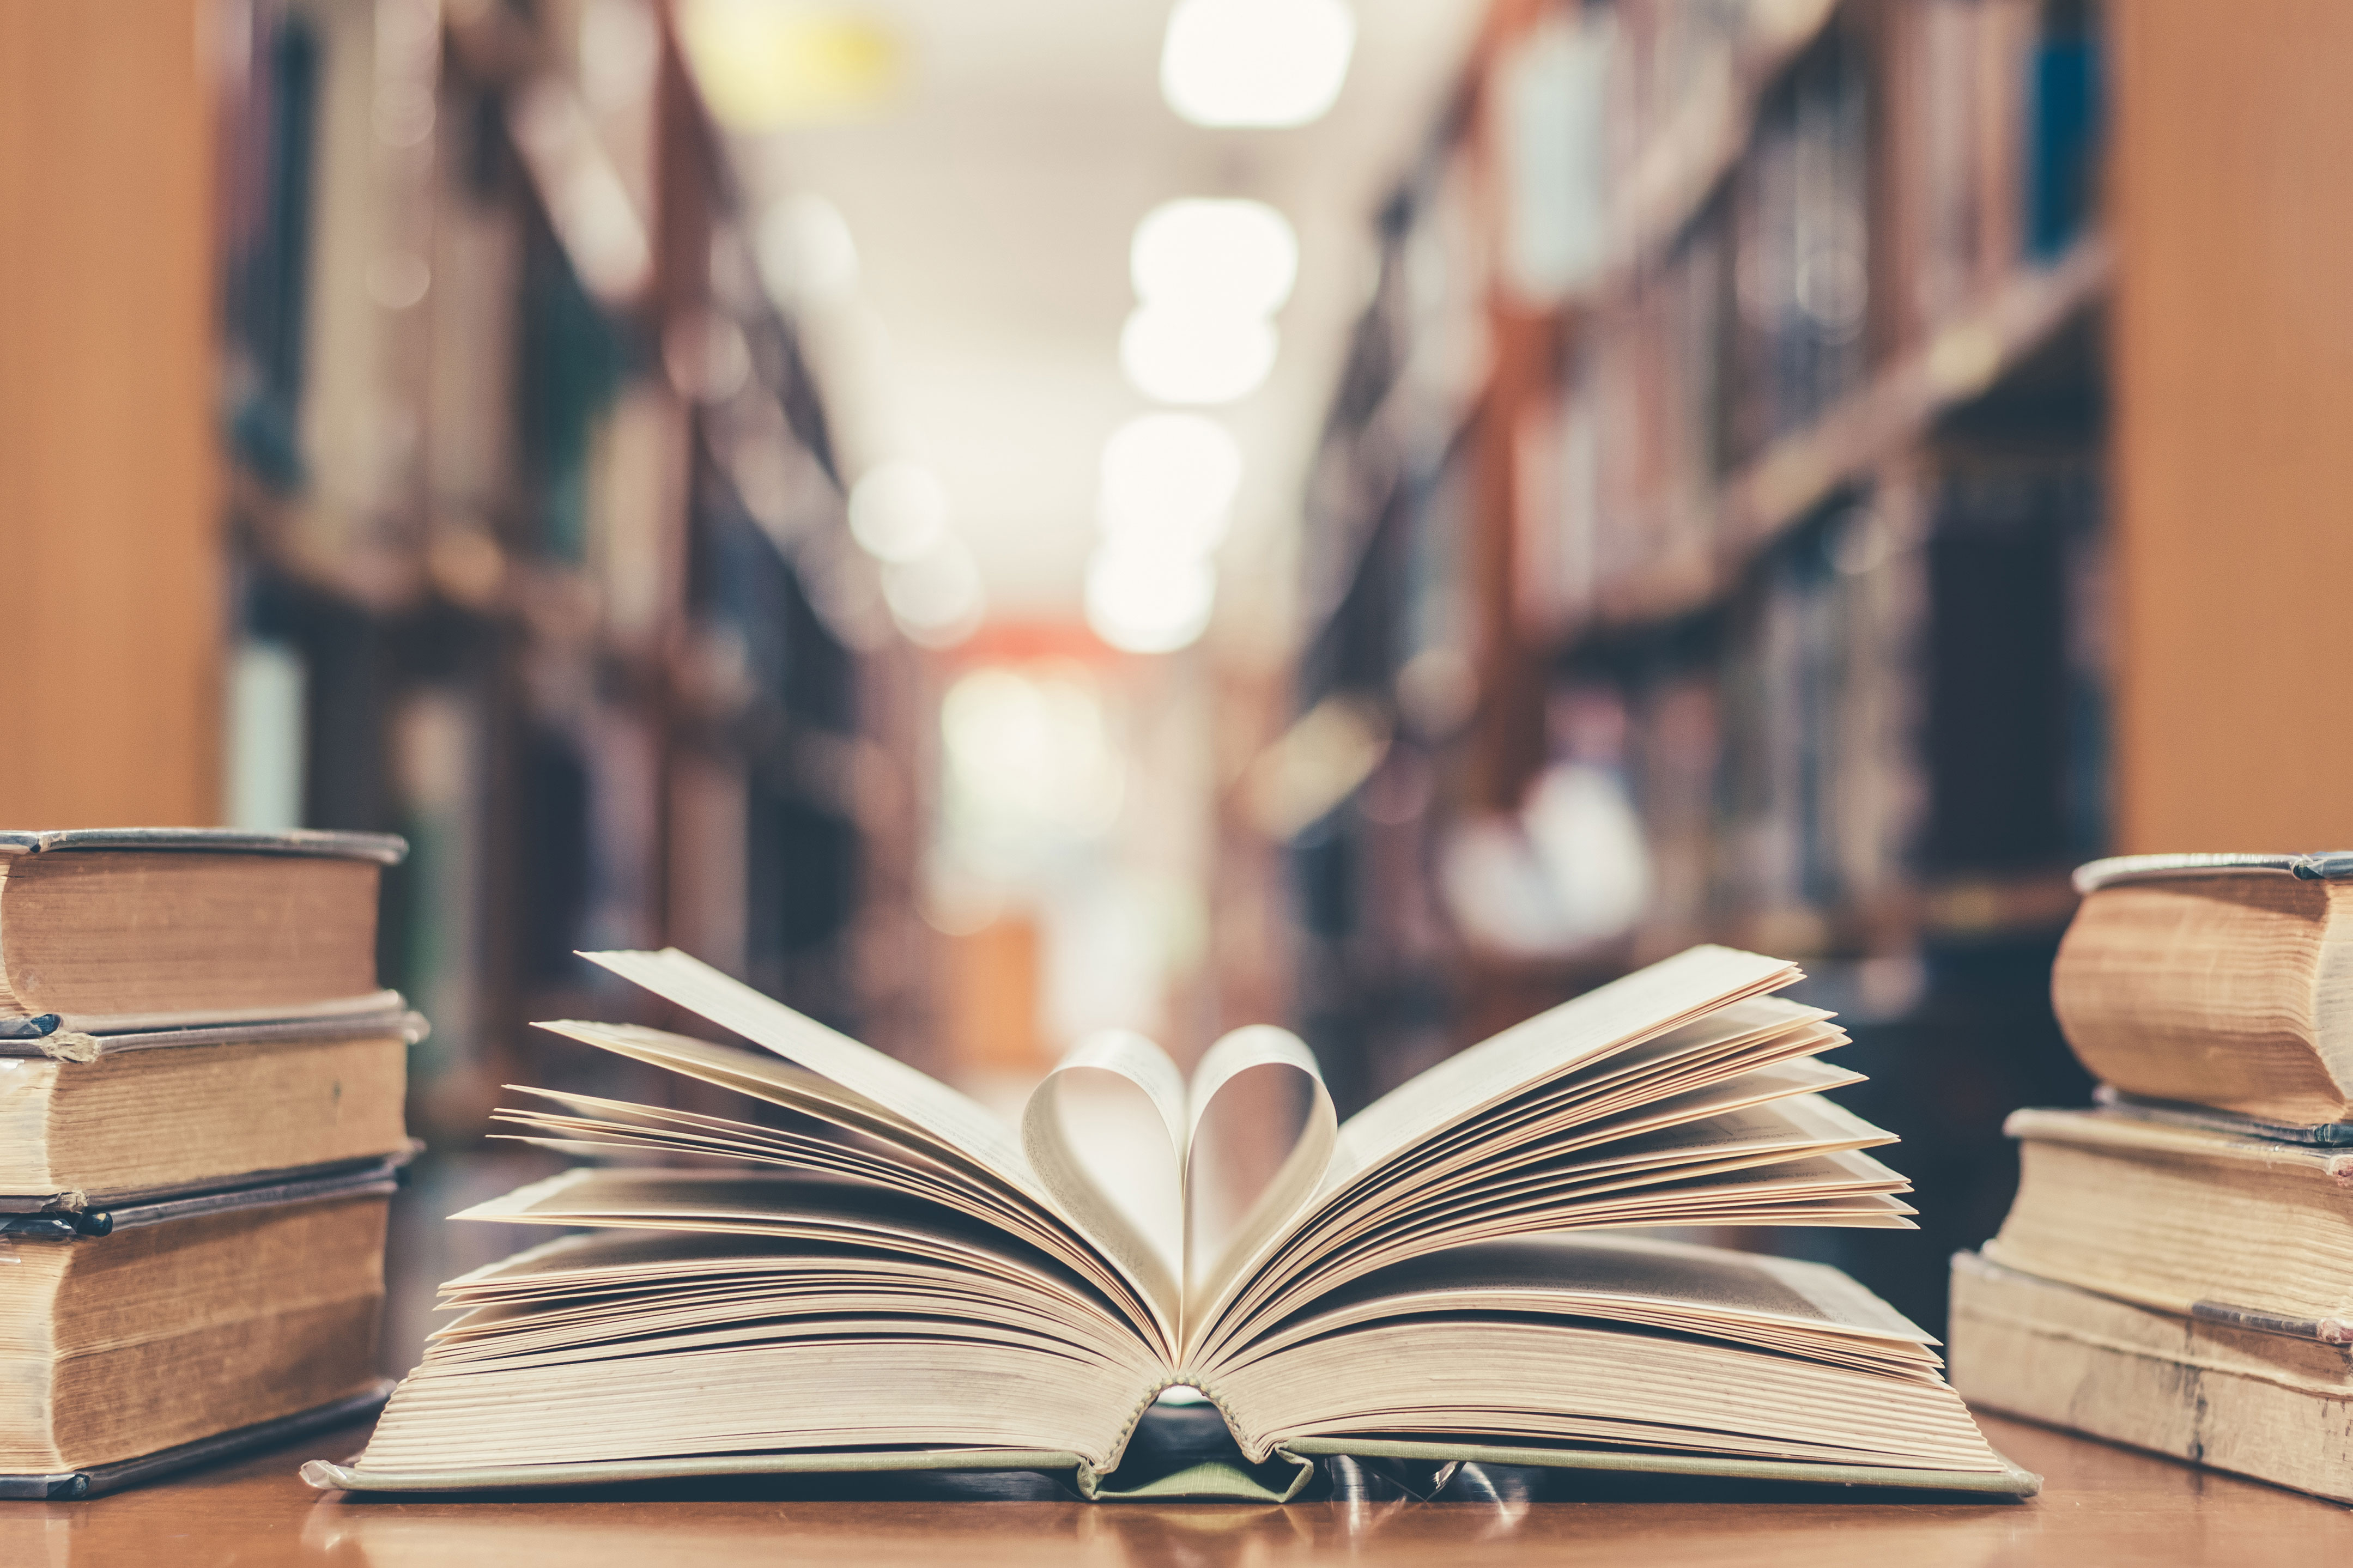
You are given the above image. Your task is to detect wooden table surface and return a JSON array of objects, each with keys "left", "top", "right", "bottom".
[{"left": 5, "top": 1413, "right": 2348, "bottom": 1566}]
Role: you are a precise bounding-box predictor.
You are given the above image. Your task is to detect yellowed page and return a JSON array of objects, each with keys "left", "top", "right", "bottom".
[
  {"left": 583, "top": 949, "right": 1181, "bottom": 1358},
  {"left": 538, "top": 1013, "right": 1171, "bottom": 1354},
  {"left": 585, "top": 950, "right": 1037, "bottom": 1186},
  {"left": 1021, "top": 1030, "right": 1188, "bottom": 1327},
  {"left": 1330, "top": 944, "right": 1799, "bottom": 1184},
  {"left": 1179, "top": 1025, "right": 1336, "bottom": 1348}
]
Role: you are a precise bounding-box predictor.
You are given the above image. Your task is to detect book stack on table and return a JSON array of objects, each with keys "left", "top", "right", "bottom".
[
  {"left": 0, "top": 830, "right": 417, "bottom": 1499},
  {"left": 1951, "top": 852, "right": 2353, "bottom": 1504}
]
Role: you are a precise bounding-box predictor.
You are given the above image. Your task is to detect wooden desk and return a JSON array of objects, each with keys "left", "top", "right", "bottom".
[{"left": 3, "top": 1413, "right": 2346, "bottom": 1566}]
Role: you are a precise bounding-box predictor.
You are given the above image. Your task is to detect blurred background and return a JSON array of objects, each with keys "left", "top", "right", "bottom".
[{"left": 4, "top": 0, "right": 2350, "bottom": 1357}]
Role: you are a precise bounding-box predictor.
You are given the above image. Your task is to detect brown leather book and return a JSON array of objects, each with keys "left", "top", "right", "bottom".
[
  {"left": 0, "top": 1011, "right": 421, "bottom": 1211},
  {"left": 0, "top": 1159, "right": 405, "bottom": 1485},
  {"left": 2054, "top": 853, "right": 2353, "bottom": 1125},
  {"left": 1951, "top": 1249, "right": 2353, "bottom": 1505},
  {"left": 0, "top": 829, "right": 405, "bottom": 1035},
  {"left": 1984, "top": 1105, "right": 2353, "bottom": 1337}
]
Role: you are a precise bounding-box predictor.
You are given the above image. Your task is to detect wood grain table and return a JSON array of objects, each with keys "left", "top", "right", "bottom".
[{"left": 4, "top": 1413, "right": 2347, "bottom": 1566}]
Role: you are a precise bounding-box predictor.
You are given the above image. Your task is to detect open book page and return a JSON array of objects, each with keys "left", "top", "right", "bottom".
[
  {"left": 1184, "top": 980, "right": 1839, "bottom": 1362},
  {"left": 324, "top": 940, "right": 2036, "bottom": 1496},
  {"left": 545, "top": 946, "right": 1905, "bottom": 1398},
  {"left": 1328, "top": 945, "right": 1800, "bottom": 1186},
  {"left": 370, "top": 1207, "right": 1166, "bottom": 1473},
  {"left": 1021, "top": 1029, "right": 1188, "bottom": 1324},
  {"left": 584, "top": 949, "right": 1184, "bottom": 1354},
  {"left": 586, "top": 951, "right": 1036, "bottom": 1189},
  {"left": 1204, "top": 1236, "right": 2004, "bottom": 1475},
  {"left": 1304, "top": 1001, "right": 1846, "bottom": 1226},
  {"left": 492, "top": 1084, "right": 1111, "bottom": 1278},
  {"left": 1199, "top": 1104, "right": 1912, "bottom": 1364},
  {"left": 456, "top": 1168, "right": 1091, "bottom": 1283},
  {"left": 524, "top": 1019, "right": 1169, "bottom": 1351},
  {"left": 1176, "top": 1026, "right": 1337, "bottom": 1333},
  {"left": 425, "top": 1232, "right": 1157, "bottom": 1375},
  {"left": 1223, "top": 1234, "right": 1942, "bottom": 1375},
  {"left": 1017, "top": 1023, "right": 1342, "bottom": 1338}
]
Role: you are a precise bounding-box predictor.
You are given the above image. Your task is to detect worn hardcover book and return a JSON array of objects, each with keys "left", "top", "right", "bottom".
[
  {"left": 0, "top": 1010, "right": 421, "bottom": 1211},
  {"left": 0, "top": 829, "right": 407, "bottom": 1034},
  {"left": 1983, "top": 1106, "right": 2353, "bottom": 1338},
  {"left": 1950, "top": 1250, "right": 2353, "bottom": 1505},
  {"left": 2054, "top": 852, "right": 2353, "bottom": 1124},
  {"left": 306, "top": 945, "right": 2033, "bottom": 1499},
  {"left": 0, "top": 1158, "right": 404, "bottom": 1482}
]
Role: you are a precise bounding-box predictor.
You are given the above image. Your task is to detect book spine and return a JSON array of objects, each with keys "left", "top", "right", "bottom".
[{"left": 1950, "top": 1254, "right": 2353, "bottom": 1505}]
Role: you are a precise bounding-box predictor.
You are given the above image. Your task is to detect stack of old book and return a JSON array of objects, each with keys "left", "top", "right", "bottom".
[
  {"left": 0, "top": 829, "right": 417, "bottom": 1498},
  {"left": 1951, "top": 852, "right": 2353, "bottom": 1503}
]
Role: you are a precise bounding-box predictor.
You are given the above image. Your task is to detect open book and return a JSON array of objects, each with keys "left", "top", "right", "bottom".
[{"left": 307, "top": 944, "right": 2031, "bottom": 1499}]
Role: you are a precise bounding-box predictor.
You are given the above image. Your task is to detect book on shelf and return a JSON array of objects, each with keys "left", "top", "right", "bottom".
[
  {"left": 0, "top": 829, "right": 406, "bottom": 1034},
  {"left": 2053, "top": 852, "right": 2353, "bottom": 1125},
  {"left": 309, "top": 944, "right": 2036, "bottom": 1500},
  {"left": 0, "top": 1158, "right": 405, "bottom": 1496},
  {"left": 1950, "top": 1249, "right": 2353, "bottom": 1507}
]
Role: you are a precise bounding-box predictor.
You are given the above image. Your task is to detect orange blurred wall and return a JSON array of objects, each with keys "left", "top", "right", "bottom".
[
  {"left": 0, "top": 0, "right": 223, "bottom": 828},
  {"left": 2111, "top": 1, "right": 2353, "bottom": 851}
]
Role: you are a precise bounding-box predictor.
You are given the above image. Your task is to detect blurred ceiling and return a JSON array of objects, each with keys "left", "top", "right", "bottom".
[{"left": 712, "top": 0, "right": 1481, "bottom": 625}]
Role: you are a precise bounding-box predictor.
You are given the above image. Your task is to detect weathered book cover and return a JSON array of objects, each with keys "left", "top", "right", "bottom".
[{"left": 1950, "top": 1249, "right": 2353, "bottom": 1504}]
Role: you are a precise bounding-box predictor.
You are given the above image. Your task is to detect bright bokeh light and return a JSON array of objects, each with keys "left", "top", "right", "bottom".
[
  {"left": 848, "top": 459, "right": 949, "bottom": 563},
  {"left": 941, "top": 666, "right": 1125, "bottom": 842},
  {"left": 1160, "top": 0, "right": 1356, "bottom": 129},
  {"left": 1119, "top": 307, "right": 1278, "bottom": 405},
  {"left": 1099, "top": 412, "right": 1241, "bottom": 555},
  {"left": 755, "top": 193, "right": 860, "bottom": 309},
  {"left": 881, "top": 533, "right": 984, "bottom": 648},
  {"left": 677, "top": 0, "right": 901, "bottom": 131},
  {"left": 1085, "top": 542, "right": 1216, "bottom": 654},
  {"left": 1131, "top": 200, "right": 1299, "bottom": 317}
]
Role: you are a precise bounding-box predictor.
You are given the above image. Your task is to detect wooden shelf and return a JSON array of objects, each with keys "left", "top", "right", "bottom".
[{"left": 1558, "top": 233, "right": 2111, "bottom": 647}]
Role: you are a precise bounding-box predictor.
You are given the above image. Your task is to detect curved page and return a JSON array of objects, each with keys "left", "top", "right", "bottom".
[
  {"left": 1022, "top": 1030, "right": 1188, "bottom": 1327},
  {"left": 1180, "top": 1026, "right": 1336, "bottom": 1346},
  {"left": 585, "top": 949, "right": 1179, "bottom": 1357}
]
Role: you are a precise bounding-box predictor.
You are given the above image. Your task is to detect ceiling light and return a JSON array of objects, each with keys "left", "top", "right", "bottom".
[
  {"left": 1160, "top": 0, "right": 1356, "bottom": 129},
  {"left": 1085, "top": 543, "right": 1215, "bottom": 654},
  {"left": 1099, "top": 413, "right": 1241, "bottom": 555},
  {"left": 1131, "top": 199, "right": 1299, "bottom": 317},
  {"left": 848, "top": 459, "right": 949, "bottom": 563},
  {"left": 1119, "top": 307, "right": 1277, "bottom": 405},
  {"left": 677, "top": 0, "right": 901, "bottom": 131},
  {"left": 881, "top": 534, "right": 984, "bottom": 647}
]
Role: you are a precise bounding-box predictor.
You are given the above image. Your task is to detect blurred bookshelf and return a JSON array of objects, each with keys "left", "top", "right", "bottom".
[
  {"left": 1267, "top": 0, "right": 2111, "bottom": 1331},
  {"left": 214, "top": 0, "right": 933, "bottom": 1142}
]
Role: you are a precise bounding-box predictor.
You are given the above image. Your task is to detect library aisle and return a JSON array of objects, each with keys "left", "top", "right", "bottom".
[{"left": 8, "top": 0, "right": 2353, "bottom": 1458}]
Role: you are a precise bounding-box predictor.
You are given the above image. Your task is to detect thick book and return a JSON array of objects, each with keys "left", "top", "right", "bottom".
[
  {"left": 305, "top": 945, "right": 2034, "bottom": 1499},
  {"left": 0, "top": 1158, "right": 403, "bottom": 1480},
  {"left": 2054, "top": 852, "right": 2353, "bottom": 1123},
  {"left": 0, "top": 829, "right": 407, "bottom": 1034},
  {"left": 0, "top": 1008, "right": 421, "bottom": 1211},
  {"left": 1983, "top": 1106, "right": 2353, "bottom": 1339},
  {"left": 1950, "top": 1250, "right": 2353, "bottom": 1505}
]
